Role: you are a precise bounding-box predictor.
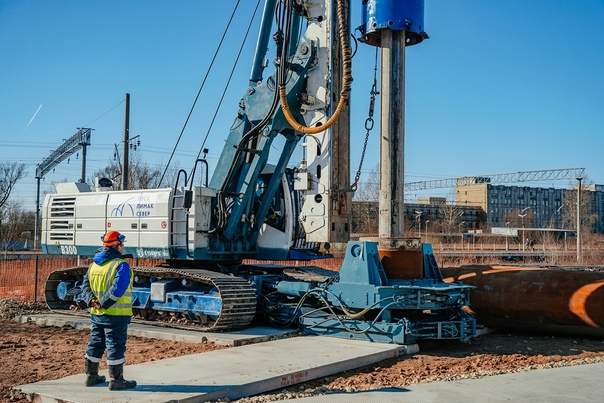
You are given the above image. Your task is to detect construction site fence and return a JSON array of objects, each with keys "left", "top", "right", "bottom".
[
  {"left": 3, "top": 249, "right": 602, "bottom": 304},
  {"left": 0, "top": 256, "right": 344, "bottom": 304}
]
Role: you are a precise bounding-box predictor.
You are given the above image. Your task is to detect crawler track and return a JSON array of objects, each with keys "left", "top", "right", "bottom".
[{"left": 45, "top": 265, "right": 257, "bottom": 331}]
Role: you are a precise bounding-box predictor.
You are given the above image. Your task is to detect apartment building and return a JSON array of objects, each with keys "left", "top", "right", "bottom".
[{"left": 456, "top": 183, "right": 604, "bottom": 234}]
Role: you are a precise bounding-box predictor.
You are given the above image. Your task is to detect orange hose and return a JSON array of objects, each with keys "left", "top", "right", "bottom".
[{"left": 280, "top": 0, "right": 352, "bottom": 134}]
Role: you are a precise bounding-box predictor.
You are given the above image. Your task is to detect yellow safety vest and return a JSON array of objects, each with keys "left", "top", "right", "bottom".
[{"left": 88, "top": 259, "right": 133, "bottom": 316}]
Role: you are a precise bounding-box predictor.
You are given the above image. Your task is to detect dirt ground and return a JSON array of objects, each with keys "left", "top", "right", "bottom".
[{"left": 3, "top": 299, "right": 604, "bottom": 403}]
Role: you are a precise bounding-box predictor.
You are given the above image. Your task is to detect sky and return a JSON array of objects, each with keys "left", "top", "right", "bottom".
[{"left": 1, "top": 0, "right": 603, "bottom": 211}]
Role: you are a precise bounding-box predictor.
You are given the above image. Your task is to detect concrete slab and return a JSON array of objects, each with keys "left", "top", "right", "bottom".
[
  {"left": 15, "top": 314, "right": 294, "bottom": 346},
  {"left": 13, "top": 336, "right": 404, "bottom": 403},
  {"left": 288, "top": 362, "right": 604, "bottom": 402}
]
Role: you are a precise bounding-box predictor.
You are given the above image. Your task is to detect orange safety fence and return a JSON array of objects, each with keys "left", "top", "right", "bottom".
[
  {"left": 0, "top": 256, "right": 343, "bottom": 303},
  {"left": 0, "top": 257, "right": 83, "bottom": 302}
]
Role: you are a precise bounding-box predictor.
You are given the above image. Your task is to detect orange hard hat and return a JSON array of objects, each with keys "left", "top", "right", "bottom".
[{"left": 101, "top": 231, "right": 126, "bottom": 247}]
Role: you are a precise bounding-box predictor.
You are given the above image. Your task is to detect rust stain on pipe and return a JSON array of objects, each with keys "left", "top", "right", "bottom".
[{"left": 569, "top": 281, "right": 604, "bottom": 328}]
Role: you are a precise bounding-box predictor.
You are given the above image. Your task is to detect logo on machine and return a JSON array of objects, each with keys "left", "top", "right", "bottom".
[
  {"left": 111, "top": 197, "right": 135, "bottom": 217},
  {"left": 135, "top": 194, "right": 155, "bottom": 217},
  {"left": 110, "top": 195, "right": 156, "bottom": 217}
]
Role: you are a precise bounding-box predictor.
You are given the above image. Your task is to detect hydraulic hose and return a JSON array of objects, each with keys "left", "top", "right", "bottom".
[{"left": 279, "top": 0, "right": 352, "bottom": 134}]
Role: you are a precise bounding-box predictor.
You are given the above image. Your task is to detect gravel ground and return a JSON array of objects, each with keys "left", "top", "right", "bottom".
[{"left": 3, "top": 298, "right": 604, "bottom": 403}]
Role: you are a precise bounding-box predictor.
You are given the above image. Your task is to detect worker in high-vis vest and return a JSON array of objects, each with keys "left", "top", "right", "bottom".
[{"left": 80, "top": 231, "right": 136, "bottom": 390}]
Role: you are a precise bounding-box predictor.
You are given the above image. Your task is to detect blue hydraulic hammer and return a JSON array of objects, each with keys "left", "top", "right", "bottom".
[{"left": 358, "top": 0, "right": 428, "bottom": 47}]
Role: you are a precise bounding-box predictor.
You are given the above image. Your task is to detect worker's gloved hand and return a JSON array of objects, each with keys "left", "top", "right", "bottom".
[{"left": 89, "top": 299, "right": 102, "bottom": 309}]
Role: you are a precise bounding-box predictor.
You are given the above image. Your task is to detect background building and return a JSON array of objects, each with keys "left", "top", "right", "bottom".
[
  {"left": 352, "top": 182, "right": 604, "bottom": 237},
  {"left": 456, "top": 183, "right": 604, "bottom": 234}
]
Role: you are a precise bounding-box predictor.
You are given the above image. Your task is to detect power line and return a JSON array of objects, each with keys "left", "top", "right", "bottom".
[{"left": 82, "top": 99, "right": 125, "bottom": 127}]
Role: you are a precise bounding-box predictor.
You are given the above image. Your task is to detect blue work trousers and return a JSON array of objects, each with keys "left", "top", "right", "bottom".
[{"left": 85, "top": 319, "right": 129, "bottom": 365}]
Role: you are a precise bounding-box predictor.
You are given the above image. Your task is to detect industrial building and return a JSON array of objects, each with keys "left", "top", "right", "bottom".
[
  {"left": 353, "top": 182, "right": 604, "bottom": 236},
  {"left": 456, "top": 183, "right": 604, "bottom": 234}
]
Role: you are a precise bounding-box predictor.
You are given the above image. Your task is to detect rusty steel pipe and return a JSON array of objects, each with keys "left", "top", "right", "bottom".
[{"left": 441, "top": 265, "right": 604, "bottom": 337}]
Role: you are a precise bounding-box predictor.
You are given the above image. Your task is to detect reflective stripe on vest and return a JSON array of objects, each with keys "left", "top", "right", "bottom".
[{"left": 89, "top": 259, "right": 133, "bottom": 316}]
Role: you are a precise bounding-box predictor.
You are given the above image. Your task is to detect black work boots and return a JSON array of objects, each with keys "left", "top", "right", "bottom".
[
  {"left": 84, "top": 359, "right": 106, "bottom": 387},
  {"left": 108, "top": 364, "right": 137, "bottom": 390},
  {"left": 84, "top": 359, "right": 136, "bottom": 390}
]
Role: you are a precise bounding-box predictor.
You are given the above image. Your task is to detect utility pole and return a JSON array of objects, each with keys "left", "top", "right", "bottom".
[
  {"left": 34, "top": 127, "right": 92, "bottom": 249},
  {"left": 121, "top": 93, "right": 130, "bottom": 190},
  {"left": 518, "top": 206, "right": 530, "bottom": 252},
  {"left": 80, "top": 138, "right": 88, "bottom": 183},
  {"left": 577, "top": 176, "right": 583, "bottom": 264}
]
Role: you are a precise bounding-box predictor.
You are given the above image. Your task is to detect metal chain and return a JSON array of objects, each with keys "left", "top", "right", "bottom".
[{"left": 351, "top": 48, "right": 379, "bottom": 192}]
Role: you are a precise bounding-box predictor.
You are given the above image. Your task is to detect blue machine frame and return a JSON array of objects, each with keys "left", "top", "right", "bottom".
[{"left": 278, "top": 241, "right": 476, "bottom": 344}]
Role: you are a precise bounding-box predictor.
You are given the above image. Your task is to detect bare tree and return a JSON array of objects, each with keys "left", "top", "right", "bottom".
[
  {"left": 438, "top": 204, "right": 464, "bottom": 234},
  {"left": 562, "top": 179, "right": 597, "bottom": 236},
  {"left": 351, "top": 165, "right": 379, "bottom": 235},
  {"left": 0, "top": 162, "right": 26, "bottom": 208},
  {"left": 503, "top": 208, "right": 536, "bottom": 228},
  {"left": 93, "top": 153, "right": 171, "bottom": 190},
  {"left": 0, "top": 201, "right": 35, "bottom": 255},
  {"left": 353, "top": 165, "right": 379, "bottom": 202}
]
